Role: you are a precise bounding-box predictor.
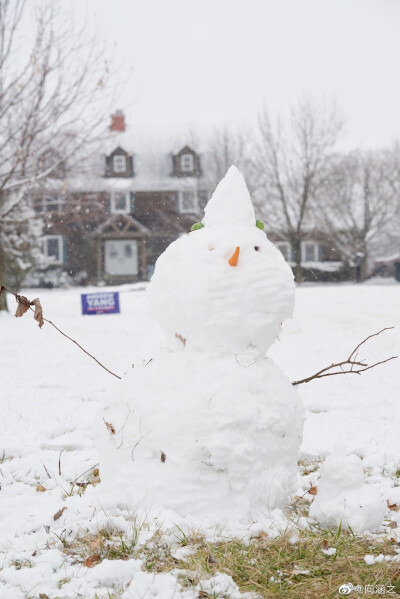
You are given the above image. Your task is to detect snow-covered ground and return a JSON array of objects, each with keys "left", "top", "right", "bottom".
[{"left": 0, "top": 281, "right": 399, "bottom": 598}]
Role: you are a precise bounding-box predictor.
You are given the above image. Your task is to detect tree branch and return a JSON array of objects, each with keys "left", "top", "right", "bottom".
[
  {"left": 0, "top": 285, "right": 121, "bottom": 380},
  {"left": 292, "top": 327, "right": 397, "bottom": 386}
]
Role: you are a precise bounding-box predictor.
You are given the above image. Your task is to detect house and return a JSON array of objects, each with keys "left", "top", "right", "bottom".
[
  {"left": 31, "top": 112, "right": 208, "bottom": 286},
  {"left": 271, "top": 235, "right": 348, "bottom": 282},
  {"left": 29, "top": 112, "right": 349, "bottom": 286}
]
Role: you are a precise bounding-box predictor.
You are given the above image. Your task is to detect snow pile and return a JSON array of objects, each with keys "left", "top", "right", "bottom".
[
  {"left": 97, "top": 166, "right": 302, "bottom": 524},
  {"left": 309, "top": 451, "right": 386, "bottom": 533}
]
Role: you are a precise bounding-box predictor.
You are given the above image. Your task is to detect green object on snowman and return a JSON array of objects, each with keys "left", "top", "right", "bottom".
[
  {"left": 191, "top": 222, "right": 205, "bottom": 231},
  {"left": 256, "top": 220, "right": 265, "bottom": 230}
]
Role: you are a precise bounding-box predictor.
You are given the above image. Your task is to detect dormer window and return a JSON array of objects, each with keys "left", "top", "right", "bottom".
[
  {"left": 113, "top": 155, "right": 126, "bottom": 173},
  {"left": 106, "top": 147, "right": 133, "bottom": 177},
  {"left": 173, "top": 146, "right": 201, "bottom": 177},
  {"left": 110, "top": 191, "right": 131, "bottom": 214},
  {"left": 180, "top": 153, "right": 194, "bottom": 172},
  {"left": 179, "top": 191, "right": 198, "bottom": 213}
]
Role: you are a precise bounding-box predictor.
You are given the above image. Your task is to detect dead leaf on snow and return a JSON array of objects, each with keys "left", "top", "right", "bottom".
[
  {"left": 175, "top": 333, "right": 186, "bottom": 346},
  {"left": 387, "top": 500, "right": 400, "bottom": 512},
  {"left": 83, "top": 554, "right": 101, "bottom": 568},
  {"left": 93, "top": 468, "right": 99, "bottom": 477},
  {"left": 104, "top": 420, "right": 115, "bottom": 434},
  {"left": 161, "top": 451, "right": 166, "bottom": 463},
  {"left": 36, "top": 484, "right": 46, "bottom": 492},
  {"left": 308, "top": 486, "right": 318, "bottom": 496},
  {"left": 90, "top": 537, "right": 102, "bottom": 552},
  {"left": 389, "top": 521, "right": 398, "bottom": 529},
  {"left": 53, "top": 506, "right": 67, "bottom": 521},
  {"left": 15, "top": 295, "right": 30, "bottom": 318},
  {"left": 31, "top": 298, "right": 44, "bottom": 328}
]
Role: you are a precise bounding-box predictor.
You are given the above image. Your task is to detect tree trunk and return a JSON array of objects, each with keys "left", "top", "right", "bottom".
[
  {"left": 360, "top": 248, "right": 368, "bottom": 282},
  {"left": 0, "top": 248, "right": 8, "bottom": 311},
  {"left": 293, "top": 239, "right": 302, "bottom": 284}
]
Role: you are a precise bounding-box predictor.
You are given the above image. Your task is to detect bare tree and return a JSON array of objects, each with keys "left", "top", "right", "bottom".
[
  {"left": 251, "top": 98, "right": 343, "bottom": 282},
  {"left": 204, "top": 124, "right": 252, "bottom": 192},
  {"left": 0, "top": 0, "right": 117, "bottom": 309},
  {"left": 321, "top": 150, "right": 400, "bottom": 280}
]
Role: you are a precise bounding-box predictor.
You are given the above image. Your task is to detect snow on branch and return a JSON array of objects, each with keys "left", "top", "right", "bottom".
[
  {"left": 292, "top": 327, "right": 397, "bottom": 386},
  {"left": 0, "top": 285, "right": 121, "bottom": 380}
]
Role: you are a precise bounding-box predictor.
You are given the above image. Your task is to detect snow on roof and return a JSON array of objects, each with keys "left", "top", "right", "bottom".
[{"left": 62, "top": 127, "right": 205, "bottom": 194}]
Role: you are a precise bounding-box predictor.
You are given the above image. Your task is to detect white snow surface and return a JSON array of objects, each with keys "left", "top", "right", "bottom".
[
  {"left": 309, "top": 451, "right": 386, "bottom": 533},
  {"left": 0, "top": 281, "right": 400, "bottom": 596}
]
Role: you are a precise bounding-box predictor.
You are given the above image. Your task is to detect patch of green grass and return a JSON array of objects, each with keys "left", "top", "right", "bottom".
[
  {"left": 10, "top": 558, "right": 33, "bottom": 569},
  {"left": 56, "top": 509, "right": 400, "bottom": 599},
  {"left": 177, "top": 528, "right": 400, "bottom": 598}
]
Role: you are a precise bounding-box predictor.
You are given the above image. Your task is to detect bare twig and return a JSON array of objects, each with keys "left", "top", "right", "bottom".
[
  {"left": 1, "top": 285, "right": 121, "bottom": 380},
  {"left": 292, "top": 327, "right": 397, "bottom": 386},
  {"left": 58, "top": 450, "right": 64, "bottom": 476},
  {"left": 43, "top": 464, "right": 51, "bottom": 479}
]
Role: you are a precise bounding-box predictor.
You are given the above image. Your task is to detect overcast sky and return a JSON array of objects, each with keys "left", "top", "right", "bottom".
[{"left": 78, "top": 0, "right": 400, "bottom": 150}]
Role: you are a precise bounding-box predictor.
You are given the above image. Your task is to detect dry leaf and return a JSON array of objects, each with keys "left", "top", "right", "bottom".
[
  {"left": 93, "top": 468, "right": 99, "bottom": 477},
  {"left": 389, "top": 521, "right": 398, "bottom": 529},
  {"left": 83, "top": 554, "right": 101, "bottom": 568},
  {"left": 256, "top": 530, "right": 268, "bottom": 540},
  {"left": 31, "top": 298, "right": 44, "bottom": 328},
  {"left": 175, "top": 333, "right": 186, "bottom": 346},
  {"left": 104, "top": 421, "right": 115, "bottom": 434},
  {"left": 308, "top": 486, "right": 318, "bottom": 496},
  {"left": 161, "top": 451, "right": 166, "bottom": 463},
  {"left": 198, "top": 592, "right": 210, "bottom": 599},
  {"left": 387, "top": 500, "right": 400, "bottom": 512},
  {"left": 321, "top": 540, "right": 329, "bottom": 550},
  {"left": 90, "top": 537, "right": 102, "bottom": 552},
  {"left": 36, "top": 484, "right": 46, "bottom": 492},
  {"left": 15, "top": 295, "right": 30, "bottom": 318},
  {"left": 39, "top": 594, "right": 50, "bottom": 599},
  {"left": 53, "top": 506, "right": 67, "bottom": 521}
]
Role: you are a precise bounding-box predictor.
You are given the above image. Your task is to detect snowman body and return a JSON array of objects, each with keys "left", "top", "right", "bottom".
[{"left": 97, "top": 167, "right": 304, "bottom": 524}]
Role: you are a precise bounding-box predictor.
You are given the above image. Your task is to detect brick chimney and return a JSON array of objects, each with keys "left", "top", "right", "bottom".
[{"left": 110, "top": 110, "right": 126, "bottom": 132}]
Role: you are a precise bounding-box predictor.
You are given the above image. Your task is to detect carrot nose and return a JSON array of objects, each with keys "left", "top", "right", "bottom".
[{"left": 228, "top": 246, "right": 240, "bottom": 267}]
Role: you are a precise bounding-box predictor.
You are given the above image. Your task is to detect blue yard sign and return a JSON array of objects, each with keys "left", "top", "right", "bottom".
[{"left": 81, "top": 292, "right": 120, "bottom": 315}]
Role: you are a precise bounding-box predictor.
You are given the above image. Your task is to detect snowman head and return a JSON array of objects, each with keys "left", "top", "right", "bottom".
[{"left": 147, "top": 166, "right": 295, "bottom": 358}]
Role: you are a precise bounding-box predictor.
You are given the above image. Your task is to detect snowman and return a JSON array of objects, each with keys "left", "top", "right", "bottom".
[{"left": 97, "top": 166, "right": 304, "bottom": 525}]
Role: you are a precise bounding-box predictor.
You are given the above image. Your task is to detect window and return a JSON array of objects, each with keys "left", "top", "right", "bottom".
[
  {"left": 42, "top": 235, "right": 63, "bottom": 264},
  {"left": 34, "top": 195, "right": 63, "bottom": 213},
  {"left": 111, "top": 192, "right": 130, "bottom": 214},
  {"left": 180, "top": 154, "right": 194, "bottom": 172},
  {"left": 113, "top": 155, "right": 127, "bottom": 173},
  {"left": 276, "top": 242, "right": 291, "bottom": 262},
  {"left": 301, "top": 241, "right": 320, "bottom": 262},
  {"left": 179, "top": 190, "right": 198, "bottom": 213}
]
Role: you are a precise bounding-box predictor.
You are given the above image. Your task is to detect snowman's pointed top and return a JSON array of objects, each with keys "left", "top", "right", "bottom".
[{"left": 202, "top": 166, "right": 256, "bottom": 227}]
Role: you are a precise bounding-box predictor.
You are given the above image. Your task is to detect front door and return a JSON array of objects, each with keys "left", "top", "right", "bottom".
[{"left": 104, "top": 240, "right": 138, "bottom": 276}]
